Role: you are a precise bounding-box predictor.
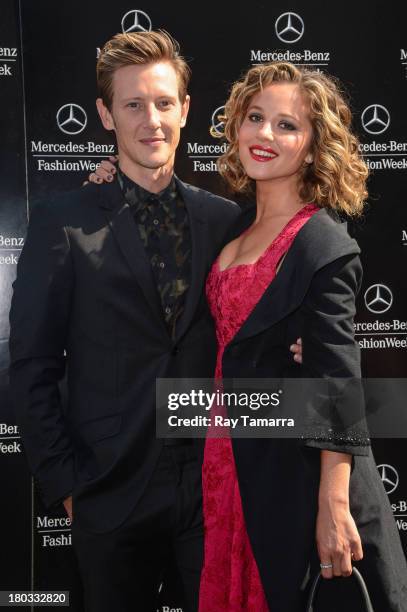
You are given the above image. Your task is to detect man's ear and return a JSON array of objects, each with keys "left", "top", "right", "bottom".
[
  {"left": 96, "top": 98, "right": 115, "bottom": 131},
  {"left": 180, "top": 94, "right": 190, "bottom": 128}
]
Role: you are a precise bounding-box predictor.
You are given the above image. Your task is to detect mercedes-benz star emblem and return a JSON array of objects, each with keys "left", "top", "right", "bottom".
[
  {"left": 121, "top": 10, "right": 152, "bottom": 33},
  {"left": 56, "top": 104, "right": 87, "bottom": 135},
  {"left": 275, "top": 12, "right": 305, "bottom": 44},
  {"left": 364, "top": 283, "right": 393, "bottom": 314},
  {"left": 361, "top": 104, "right": 390, "bottom": 135},
  {"left": 211, "top": 106, "right": 226, "bottom": 137},
  {"left": 377, "top": 464, "right": 399, "bottom": 495}
]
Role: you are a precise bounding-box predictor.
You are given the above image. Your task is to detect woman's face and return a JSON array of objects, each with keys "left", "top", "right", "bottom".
[{"left": 238, "top": 82, "right": 314, "bottom": 187}]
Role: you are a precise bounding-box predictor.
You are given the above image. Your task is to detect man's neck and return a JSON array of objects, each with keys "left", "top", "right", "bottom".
[{"left": 118, "top": 159, "right": 174, "bottom": 194}]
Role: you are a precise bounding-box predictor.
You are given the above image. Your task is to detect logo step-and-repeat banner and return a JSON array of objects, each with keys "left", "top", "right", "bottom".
[{"left": 0, "top": 1, "right": 406, "bottom": 609}]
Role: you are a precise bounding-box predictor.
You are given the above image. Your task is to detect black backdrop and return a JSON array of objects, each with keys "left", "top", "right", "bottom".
[{"left": 1, "top": 1, "right": 406, "bottom": 610}]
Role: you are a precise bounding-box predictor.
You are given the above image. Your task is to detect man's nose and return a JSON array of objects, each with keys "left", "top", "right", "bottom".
[{"left": 145, "top": 104, "right": 161, "bottom": 129}]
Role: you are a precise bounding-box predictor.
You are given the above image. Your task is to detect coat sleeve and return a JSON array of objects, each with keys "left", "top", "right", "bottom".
[
  {"left": 9, "top": 200, "right": 75, "bottom": 507},
  {"left": 298, "top": 252, "right": 371, "bottom": 456}
]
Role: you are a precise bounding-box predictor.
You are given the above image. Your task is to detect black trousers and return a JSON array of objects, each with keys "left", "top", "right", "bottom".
[{"left": 71, "top": 444, "right": 203, "bottom": 612}]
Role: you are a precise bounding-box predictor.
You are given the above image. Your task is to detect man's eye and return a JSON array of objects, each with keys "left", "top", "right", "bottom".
[
  {"left": 248, "top": 113, "right": 262, "bottom": 122},
  {"left": 128, "top": 102, "right": 141, "bottom": 109},
  {"left": 159, "top": 100, "right": 172, "bottom": 108}
]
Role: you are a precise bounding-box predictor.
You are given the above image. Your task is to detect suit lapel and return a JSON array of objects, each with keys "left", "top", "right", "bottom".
[
  {"left": 231, "top": 246, "right": 300, "bottom": 344},
  {"left": 98, "top": 181, "right": 167, "bottom": 330},
  {"left": 231, "top": 209, "right": 360, "bottom": 344},
  {"left": 220, "top": 200, "right": 300, "bottom": 344},
  {"left": 175, "top": 179, "right": 209, "bottom": 340}
]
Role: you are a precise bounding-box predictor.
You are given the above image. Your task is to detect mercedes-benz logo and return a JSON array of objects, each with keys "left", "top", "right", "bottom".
[
  {"left": 364, "top": 283, "right": 393, "bottom": 314},
  {"left": 275, "top": 12, "right": 305, "bottom": 44},
  {"left": 377, "top": 464, "right": 399, "bottom": 495},
  {"left": 361, "top": 104, "right": 390, "bottom": 135},
  {"left": 56, "top": 104, "right": 87, "bottom": 135},
  {"left": 211, "top": 105, "right": 226, "bottom": 137},
  {"left": 121, "top": 10, "right": 152, "bottom": 33}
]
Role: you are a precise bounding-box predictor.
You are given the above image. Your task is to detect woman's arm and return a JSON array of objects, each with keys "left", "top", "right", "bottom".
[
  {"left": 300, "top": 252, "right": 370, "bottom": 455},
  {"left": 317, "top": 450, "right": 363, "bottom": 578},
  {"left": 300, "top": 252, "right": 368, "bottom": 576}
]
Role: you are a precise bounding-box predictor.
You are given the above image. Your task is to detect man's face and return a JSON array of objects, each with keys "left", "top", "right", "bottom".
[{"left": 97, "top": 61, "right": 190, "bottom": 175}]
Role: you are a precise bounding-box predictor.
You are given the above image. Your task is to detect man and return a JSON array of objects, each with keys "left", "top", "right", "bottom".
[{"left": 9, "top": 30, "right": 301, "bottom": 612}]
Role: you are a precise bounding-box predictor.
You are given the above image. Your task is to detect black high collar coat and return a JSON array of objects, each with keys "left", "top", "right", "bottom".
[{"left": 219, "top": 205, "right": 407, "bottom": 611}]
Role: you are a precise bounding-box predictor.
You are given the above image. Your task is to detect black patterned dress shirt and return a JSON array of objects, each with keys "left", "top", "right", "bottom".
[{"left": 117, "top": 169, "right": 191, "bottom": 339}]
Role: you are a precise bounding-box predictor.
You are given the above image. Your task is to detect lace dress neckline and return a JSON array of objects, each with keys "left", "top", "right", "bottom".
[{"left": 216, "top": 203, "right": 318, "bottom": 273}]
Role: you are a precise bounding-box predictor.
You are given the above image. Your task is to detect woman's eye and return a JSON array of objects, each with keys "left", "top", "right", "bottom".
[
  {"left": 248, "top": 113, "right": 262, "bottom": 122},
  {"left": 279, "top": 121, "right": 296, "bottom": 130}
]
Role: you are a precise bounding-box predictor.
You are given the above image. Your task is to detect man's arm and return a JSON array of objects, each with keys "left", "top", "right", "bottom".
[{"left": 9, "top": 200, "right": 75, "bottom": 508}]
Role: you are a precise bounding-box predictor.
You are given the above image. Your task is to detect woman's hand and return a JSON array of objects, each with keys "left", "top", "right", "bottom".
[
  {"left": 317, "top": 450, "right": 363, "bottom": 578},
  {"left": 316, "top": 498, "right": 363, "bottom": 578},
  {"left": 85, "top": 155, "right": 118, "bottom": 185}
]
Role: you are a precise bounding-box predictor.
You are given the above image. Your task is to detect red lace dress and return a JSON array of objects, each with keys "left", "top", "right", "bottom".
[{"left": 199, "top": 204, "right": 319, "bottom": 611}]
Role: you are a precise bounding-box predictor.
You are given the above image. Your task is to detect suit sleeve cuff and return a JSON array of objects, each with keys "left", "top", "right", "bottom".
[{"left": 301, "top": 435, "right": 371, "bottom": 457}]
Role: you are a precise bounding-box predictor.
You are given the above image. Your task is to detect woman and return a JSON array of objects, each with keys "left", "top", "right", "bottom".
[
  {"left": 88, "top": 62, "right": 407, "bottom": 611},
  {"left": 197, "top": 62, "right": 407, "bottom": 612}
]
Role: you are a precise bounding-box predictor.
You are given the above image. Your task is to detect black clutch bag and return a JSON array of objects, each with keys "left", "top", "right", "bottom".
[{"left": 306, "top": 566, "right": 375, "bottom": 612}]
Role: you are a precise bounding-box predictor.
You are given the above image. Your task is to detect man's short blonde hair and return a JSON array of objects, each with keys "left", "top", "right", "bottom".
[{"left": 96, "top": 30, "right": 191, "bottom": 110}]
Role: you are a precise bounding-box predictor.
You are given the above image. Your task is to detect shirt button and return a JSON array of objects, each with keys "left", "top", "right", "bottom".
[
  {"left": 153, "top": 219, "right": 159, "bottom": 226},
  {"left": 165, "top": 307, "right": 171, "bottom": 315},
  {"left": 159, "top": 262, "right": 165, "bottom": 269}
]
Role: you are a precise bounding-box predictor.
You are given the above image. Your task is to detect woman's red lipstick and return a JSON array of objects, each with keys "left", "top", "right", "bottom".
[{"left": 249, "top": 145, "right": 278, "bottom": 162}]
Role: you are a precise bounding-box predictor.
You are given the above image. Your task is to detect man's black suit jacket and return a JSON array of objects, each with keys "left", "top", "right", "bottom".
[{"left": 9, "top": 178, "right": 239, "bottom": 533}]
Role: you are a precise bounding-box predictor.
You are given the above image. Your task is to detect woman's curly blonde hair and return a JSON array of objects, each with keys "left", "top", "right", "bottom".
[{"left": 213, "top": 62, "right": 368, "bottom": 216}]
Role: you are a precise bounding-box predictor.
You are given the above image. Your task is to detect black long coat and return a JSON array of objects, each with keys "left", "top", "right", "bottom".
[{"left": 221, "top": 206, "right": 407, "bottom": 611}]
